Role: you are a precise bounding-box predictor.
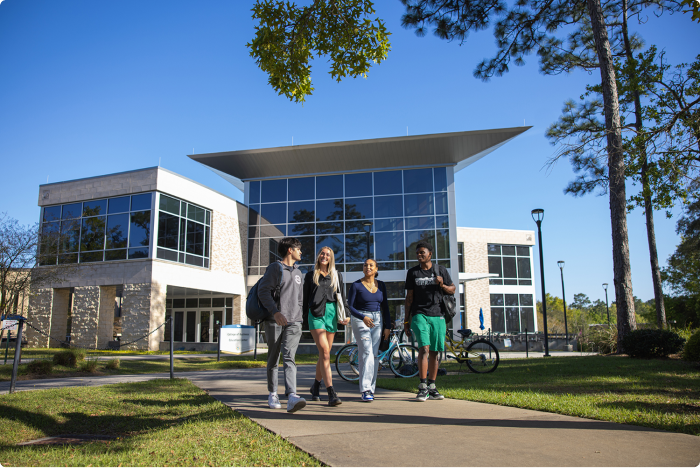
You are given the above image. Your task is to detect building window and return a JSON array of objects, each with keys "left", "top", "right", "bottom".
[
  {"left": 247, "top": 167, "right": 450, "bottom": 274},
  {"left": 39, "top": 193, "right": 153, "bottom": 265},
  {"left": 156, "top": 194, "right": 211, "bottom": 268},
  {"left": 487, "top": 244, "right": 532, "bottom": 285},
  {"left": 490, "top": 293, "right": 535, "bottom": 334}
]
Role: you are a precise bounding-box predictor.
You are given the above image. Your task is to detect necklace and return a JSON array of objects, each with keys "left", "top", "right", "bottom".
[{"left": 361, "top": 279, "right": 377, "bottom": 293}]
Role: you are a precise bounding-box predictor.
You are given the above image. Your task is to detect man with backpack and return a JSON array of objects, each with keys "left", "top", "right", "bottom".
[
  {"left": 257, "top": 237, "right": 306, "bottom": 413},
  {"left": 404, "top": 241, "right": 455, "bottom": 401}
]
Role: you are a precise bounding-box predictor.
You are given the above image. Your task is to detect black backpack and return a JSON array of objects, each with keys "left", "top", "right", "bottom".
[{"left": 246, "top": 262, "right": 284, "bottom": 323}]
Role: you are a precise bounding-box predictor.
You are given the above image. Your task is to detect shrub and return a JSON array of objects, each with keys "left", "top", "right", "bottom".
[
  {"left": 582, "top": 325, "right": 618, "bottom": 354},
  {"left": 79, "top": 357, "right": 99, "bottom": 373},
  {"left": 105, "top": 358, "right": 120, "bottom": 370},
  {"left": 621, "top": 329, "right": 685, "bottom": 358},
  {"left": 53, "top": 349, "right": 86, "bottom": 367},
  {"left": 682, "top": 330, "right": 700, "bottom": 362},
  {"left": 27, "top": 359, "right": 53, "bottom": 375}
]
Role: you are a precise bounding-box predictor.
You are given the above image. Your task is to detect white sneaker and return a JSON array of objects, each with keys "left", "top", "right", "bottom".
[
  {"left": 286, "top": 394, "right": 306, "bottom": 413},
  {"left": 268, "top": 393, "right": 282, "bottom": 409}
]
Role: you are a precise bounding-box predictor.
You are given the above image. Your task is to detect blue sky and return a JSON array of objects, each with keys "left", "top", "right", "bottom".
[{"left": 1, "top": 0, "right": 698, "bottom": 304}]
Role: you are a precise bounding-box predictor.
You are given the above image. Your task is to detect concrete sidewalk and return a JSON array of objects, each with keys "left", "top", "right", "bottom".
[
  {"left": 189, "top": 366, "right": 700, "bottom": 467},
  {"left": 1, "top": 366, "right": 699, "bottom": 466}
]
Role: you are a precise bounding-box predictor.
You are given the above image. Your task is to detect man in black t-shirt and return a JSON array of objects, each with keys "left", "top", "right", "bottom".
[{"left": 404, "top": 241, "right": 455, "bottom": 401}]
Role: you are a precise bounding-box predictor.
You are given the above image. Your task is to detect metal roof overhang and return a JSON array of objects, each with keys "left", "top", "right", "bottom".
[{"left": 188, "top": 126, "right": 531, "bottom": 189}]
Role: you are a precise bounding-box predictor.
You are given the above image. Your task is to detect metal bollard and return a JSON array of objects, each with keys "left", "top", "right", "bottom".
[
  {"left": 9, "top": 318, "right": 25, "bottom": 394},
  {"left": 217, "top": 323, "right": 221, "bottom": 362},
  {"left": 525, "top": 328, "right": 529, "bottom": 358}
]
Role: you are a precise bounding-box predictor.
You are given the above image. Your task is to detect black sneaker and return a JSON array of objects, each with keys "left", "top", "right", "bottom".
[
  {"left": 428, "top": 384, "right": 444, "bottom": 400},
  {"left": 416, "top": 383, "right": 429, "bottom": 402}
]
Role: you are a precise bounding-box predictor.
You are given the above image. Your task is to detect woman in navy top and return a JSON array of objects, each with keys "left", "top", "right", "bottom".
[{"left": 347, "top": 258, "right": 392, "bottom": 402}]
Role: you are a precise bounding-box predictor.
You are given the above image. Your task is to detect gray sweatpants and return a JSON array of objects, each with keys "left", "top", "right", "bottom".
[{"left": 264, "top": 321, "right": 302, "bottom": 396}]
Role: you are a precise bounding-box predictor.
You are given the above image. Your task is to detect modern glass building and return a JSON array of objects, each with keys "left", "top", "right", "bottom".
[{"left": 26, "top": 128, "right": 538, "bottom": 351}]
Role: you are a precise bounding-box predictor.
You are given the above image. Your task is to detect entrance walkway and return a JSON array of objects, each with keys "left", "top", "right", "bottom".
[{"left": 1, "top": 367, "right": 698, "bottom": 466}]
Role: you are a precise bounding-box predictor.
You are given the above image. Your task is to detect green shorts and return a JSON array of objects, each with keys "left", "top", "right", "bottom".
[
  {"left": 308, "top": 302, "right": 337, "bottom": 333},
  {"left": 410, "top": 314, "right": 446, "bottom": 352}
]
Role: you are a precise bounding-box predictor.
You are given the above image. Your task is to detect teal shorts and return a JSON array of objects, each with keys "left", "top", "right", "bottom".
[
  {"left": 410, "top": 314, "right": 446, "bottom": 352},
  {"left": 308, "top": 302, "right": 337, "bottom": 333}
]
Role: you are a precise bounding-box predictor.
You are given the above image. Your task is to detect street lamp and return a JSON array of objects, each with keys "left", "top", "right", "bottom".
[
  {"left": 602, "top": 283, "right": 610, "bottom": 325},
  {"left": 557, "top": 260, "right": 569, "bottom": 345},
  {"left": 363, "top": 221, "right": 373, "bottom": 259},
  {"left": 531, "top": 208, "right": 550, "bottom": 357}
]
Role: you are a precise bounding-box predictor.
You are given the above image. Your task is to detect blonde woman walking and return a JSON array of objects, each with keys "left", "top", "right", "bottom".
[{"left": 302, "top": 246, "right": 349, "bottom": 406}]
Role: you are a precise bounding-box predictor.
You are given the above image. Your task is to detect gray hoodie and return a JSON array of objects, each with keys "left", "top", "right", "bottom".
[{"left": 257, "top": 261, "right": 303, "bottom": 323}]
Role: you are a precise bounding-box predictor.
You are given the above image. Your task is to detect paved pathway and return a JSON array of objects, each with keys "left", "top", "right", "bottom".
[{"left": 1, "top": 366, "right": 698, "bottom": 466}]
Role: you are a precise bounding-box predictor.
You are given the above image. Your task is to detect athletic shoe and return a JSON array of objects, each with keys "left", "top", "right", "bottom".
[
  {"left": 361, "top": 391, "right": 374, "bottom": 402},
  {"left": 428, "top": 384, "right": 445, "bottom": 400},
  {"left": 268, "top": 393, "right": 282, "bottom": 409},
  {"left": 287, "top": 394, "right": 306, "bottom": 413},
  {"left": 416, "top": 383, "right": 429, "bottom": 402}
]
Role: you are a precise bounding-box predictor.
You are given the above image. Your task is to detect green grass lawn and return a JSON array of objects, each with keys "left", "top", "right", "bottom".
[
  {"left": 0, "top": 379, "right": 321, "bottom": 467},
  {"left": 0, "top": 354, "right": 322, "bottom": 381},
  {"left": 377, "top": 355, "right": 700, "bottom": 436}
]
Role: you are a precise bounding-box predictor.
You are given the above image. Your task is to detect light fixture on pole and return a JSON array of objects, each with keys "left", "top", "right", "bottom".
[
  {"left": 557, "top": 260, "right": 569, "bottom": 346},
  {"left": 531, "top": 208, "right": 550, "bottom": 357},
  {"left": 602, "top": 283, "right": 610, "bottom": 325},
  {"left": 363, "top": 221, "right": 373, "bottom": 259}
]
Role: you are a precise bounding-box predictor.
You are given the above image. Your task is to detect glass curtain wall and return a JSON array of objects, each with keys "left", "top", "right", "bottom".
[
  {"left": 39, "top": 193, "right": 153, "bottom": 265},
  {"left": 487, "top": 244, "right": 535, "bottom": 334},
  {"left": 247, "top": 167, "right": 451, "bottom": 275},
  {"left": 164, "top": 296, "right": 235, "bottom": 343},
  {"left": 247, "top": 167, "right": 451, "bottom": 339},
  {"left": 156, "top": 194, "right": 212, "bottom": 268}
]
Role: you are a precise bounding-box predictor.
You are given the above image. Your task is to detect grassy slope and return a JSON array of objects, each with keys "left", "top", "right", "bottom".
[
  {"left": 0, "top": 379, "right": 321, "bottom": 467},
  {"left": 377, "top": 355, "right": 700, "bottom": 436}
]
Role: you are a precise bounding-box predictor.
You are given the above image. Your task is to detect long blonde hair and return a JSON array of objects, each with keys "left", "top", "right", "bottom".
[{"left": 313, "top": 246, "right": 339, "bottom": 292}]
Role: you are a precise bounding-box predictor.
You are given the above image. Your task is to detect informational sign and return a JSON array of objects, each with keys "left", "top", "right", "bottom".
[
  {"left": 220, "top": 325, "right": 255, "bottom": 354},
  {"left": 503, "top": 338, "right": 512, "bottom": 348},
  {"left": 1, "top": 320, "right": 18, "bottom": 333}
]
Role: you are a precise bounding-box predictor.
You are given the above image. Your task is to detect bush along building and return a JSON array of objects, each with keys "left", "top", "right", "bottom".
[{"left": 27, "top": 128, "right": 545, "bottom": 351}]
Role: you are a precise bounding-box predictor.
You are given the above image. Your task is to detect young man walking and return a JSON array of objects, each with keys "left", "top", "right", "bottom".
[
  {"left": 258, "top": 237, "right": 306, "bottom": 413},
  {"left": 404, "top": 241, "right": 455, "bottom": 401}
]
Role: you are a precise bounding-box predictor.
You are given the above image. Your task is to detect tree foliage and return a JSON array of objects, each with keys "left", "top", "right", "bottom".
[
  {"left": 662, "top": 182, "right": 700, "bottom": 300},
  {"left": 248, "top": 0, "right": 391, "bottom": 103}
]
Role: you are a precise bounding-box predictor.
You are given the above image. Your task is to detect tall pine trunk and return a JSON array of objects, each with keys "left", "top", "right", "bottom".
[
  {"left": 621, "top": 0, "right": 666, "bottom": 328},
  {"left": 586, "top": 0, "right": 637, "bottom": 350}
]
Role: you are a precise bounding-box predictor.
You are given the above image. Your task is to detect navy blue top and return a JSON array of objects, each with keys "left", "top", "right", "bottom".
[{"left": 347, "top": 280, "right": 392, "bottom": 330}]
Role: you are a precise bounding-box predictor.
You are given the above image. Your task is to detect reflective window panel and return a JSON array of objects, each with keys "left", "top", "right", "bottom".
[
  {"left": 316, "top": 175, "right": 343, "bottom": 199},
  {"left": 288, "top": 177, "right": 315, "bottom": 201},
  {"left": 262, "top": 179, "right": 287, "bottom": 203},
  {"left": 403, "top": 168, "right": 433, "bottom": 194},
  {"left": 345, "top": 172, "right": 372, "bottom": 197}
]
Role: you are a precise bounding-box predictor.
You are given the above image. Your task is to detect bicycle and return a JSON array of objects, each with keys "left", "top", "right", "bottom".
[
  {"left": 444, "top": 328, "right": 500, "bottom": 373},
  {"left": 335, "top": 329, "right": 420, "bottom": 381}
]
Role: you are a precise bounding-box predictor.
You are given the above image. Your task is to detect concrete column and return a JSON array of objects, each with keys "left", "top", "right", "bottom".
[
  {"left": 26, "top": 288, "right": 53, "bottom": 348},
  {"left": 71, "top": 286, "right": 100, "bottom": 348},
  {"left": 97, "top": 286, "right": 116, "bottom": 349},
  {"left": 121, "top": 283, "right": 152, "bottom": 351},
  {"left": 148, "top": 282, "right": 167, "bottom": 351},
  {"left": 50, "top": 289, "right": 71, "bottom": 347},
  {"left": 233, "top": 295, "right": 243, "bottom": 324}
]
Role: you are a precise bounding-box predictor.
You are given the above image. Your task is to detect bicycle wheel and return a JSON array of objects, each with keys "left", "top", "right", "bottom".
[
  {"left": 335, "top": 344, "right": 360, "bottom": 382},
  {"left": 389, "top": 344, "right": 420, "bottom": 378},
  {"left": 465, "top": 339, "right": 500, "bottom": 373}
]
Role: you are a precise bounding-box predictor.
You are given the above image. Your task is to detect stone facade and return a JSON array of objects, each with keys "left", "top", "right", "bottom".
[
  {"left": 148, "top": 282, "right": 167, "bottom": 350},
  {"left": 71, "top": 286, "right": 101, "bottom": 348},
  {"left": 210, "top": 211, "right": 244, "bottom": 276},
  {"left": 26, "top": 288, "right": 53, "bottom": 347},
  {"left": 120, "top": 283, "right": 154, "bottom": 350}
]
